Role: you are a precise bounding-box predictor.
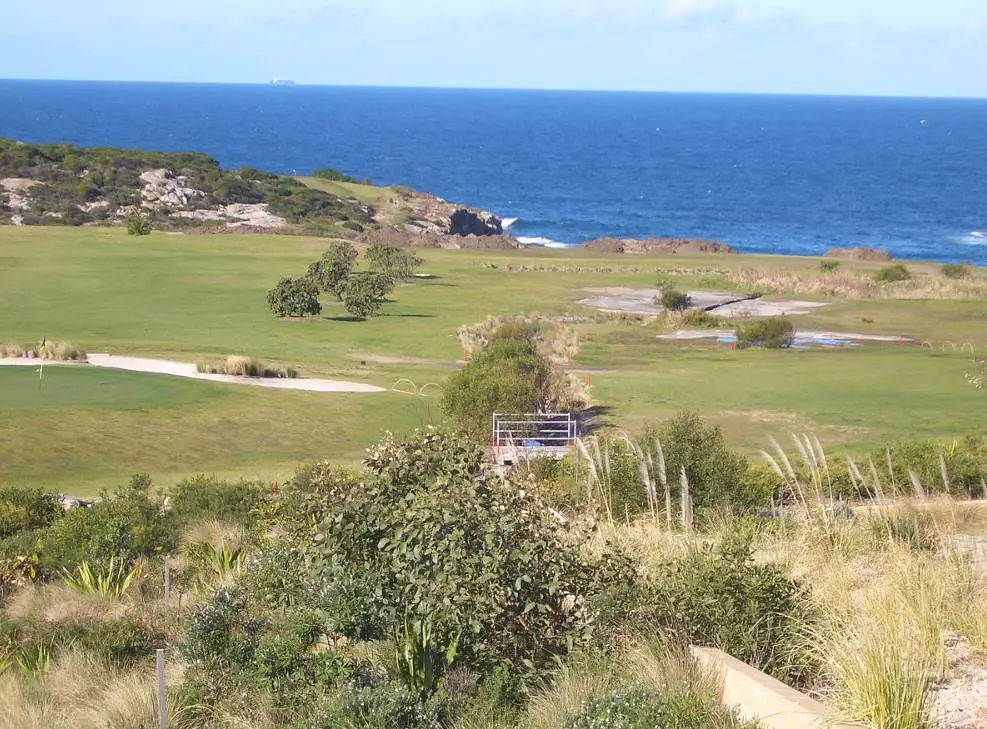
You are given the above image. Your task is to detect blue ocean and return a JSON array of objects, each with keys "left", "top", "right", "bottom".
[{"left": 1, "top": 80, "right": 985, "bottom": 263}]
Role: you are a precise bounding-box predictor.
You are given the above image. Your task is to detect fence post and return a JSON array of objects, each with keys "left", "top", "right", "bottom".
[{"left": 156, "top": 648, "right": 167, "bottom": 729}]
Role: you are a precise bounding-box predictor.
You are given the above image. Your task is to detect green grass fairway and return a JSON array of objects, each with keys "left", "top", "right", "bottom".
[
  {"left": 1, "top": 225, "right": 985, "bottom": 494},
  {"left": 0, "top": 366, "right": 431, "bottom": 496}
]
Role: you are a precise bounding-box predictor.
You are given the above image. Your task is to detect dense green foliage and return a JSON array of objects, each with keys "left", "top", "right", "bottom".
[
  {"left": 125, "top": 215, "right": 152, "bottom": 236},
  {"left": 307, "top": 242, "right": 359, "bottom": 300},
  {"left": 169, "top": 475, "right": 270, "bottom": 528},
  {"left": 659, "top": 286, "right": 692, "bottom": 312},
  {"left": 819, "top": 260, "right": 841, "bottom": 272},
  {"left": 0, "top": 138, "right": 371, "bottom": 229},
  {"left": 644, "top": 531, "right": 815, "bottom": 687},
  {"left": 874, "top": 263, "right": 912, "bottom": 283},
  {"left": 344, "top": 272, "right": 395, "bottom": 319},
  {"left": 0, "top": 488, "right": 61, "bottom": 540},
  {"left": 367, "top": 244, "right": 423, "bottom": 281},
  {"left": 441, "top": 338, "right": 553, "bottom": 436},
  {"left": 305, "top": 428, "right": 615, "bottom": 671},
  {"left": 311, "top": 167, "right": 359, "bottom": 183},
  {"left": 267, "top": 276, "right": 323, "bottom": 318},
  {"left": 735, "top": 318, "right": 795, "bottom": 349}
]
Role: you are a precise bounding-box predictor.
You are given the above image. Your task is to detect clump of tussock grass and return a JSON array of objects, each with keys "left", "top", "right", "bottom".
[
  {"left": 4, "top": 583, "right": 132, "bottom": 625},
  {"left": 730, "top": 267, "right": 987, "bottom": 300},
  {"left": 195, "top": 355, "right": 298, "bottom": 379},
  {"left": 2, "top": 341, "right": 85, "bottom": 360},
  {"left": 457, "top": 314, "right": 581, "bottom": 363}
]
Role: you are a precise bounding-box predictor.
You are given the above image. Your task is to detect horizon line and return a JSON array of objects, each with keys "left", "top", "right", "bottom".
[{"left": 1, "top": 77, "right": 985, "bottom": 102}]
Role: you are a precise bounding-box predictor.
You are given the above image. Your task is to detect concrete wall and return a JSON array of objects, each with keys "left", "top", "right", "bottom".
[{"left": 691, "top": 647, "right": 862, "bottom": 729}]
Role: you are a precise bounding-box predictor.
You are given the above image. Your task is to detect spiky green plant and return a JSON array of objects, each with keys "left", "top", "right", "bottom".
[
  {"left": 61, "top": 556, "right": 142, "bottom": 597},
  {"left": 394, "top": 615, "right": 459, "bottom": 698}
]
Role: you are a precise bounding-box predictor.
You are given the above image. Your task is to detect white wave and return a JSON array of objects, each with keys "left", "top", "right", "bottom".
[
  {"left": 971, "top": 231, "right": 986, "bottom": 239},
  {"left": 517, "top": 236, "right": 569, "bottom": 248},
  {"left": 959, "top": 231, "right": 987, "bottom": 245},
  {"left": 501, "top": 217, "right": 518, "bottom": 229}
]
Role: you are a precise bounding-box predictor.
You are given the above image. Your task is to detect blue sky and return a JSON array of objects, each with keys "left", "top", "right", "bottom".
[{"left": 2, "top": 0, "right": 986, "bottom": 97}]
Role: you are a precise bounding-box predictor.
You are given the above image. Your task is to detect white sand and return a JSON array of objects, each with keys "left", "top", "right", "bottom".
[{"left": 0, "top": 354, "right": 385, "bottom": 393}]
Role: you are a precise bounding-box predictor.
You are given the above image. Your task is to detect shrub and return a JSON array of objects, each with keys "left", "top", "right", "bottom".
[
  {"left": 312, "top": 167, "right": 358, "bottom": 183},
  {"left": 941, "top": 263, "right": 972, "bottom": 279},
  {"left": 441, "top": 338, "right": 553, "bottom": 437},
  {"left": 267, "top": 276, "right": 322, "bottom": 318},
  {"left": 343, "top": 272, "right": 394, "bottom": 319},
  {"left": 125, "top": 215, "right": 152, "bottom": 236},
  {"left": 170, "top": 475, "right": 269, "bottom": 528},
  {"left": 646, "top": 530, "right": 816, "bottom": 687},
  {"left": 874, "top": 263, "right": 912, "bottom": 283},
  {"left": 680, "top": 310, "right": 723, "bottom": 329},
  {"left": 342, "top": 221, "right": 366, "bottom": 233},
  {"left": 0, "top": 487, "right": 62, "bottom": 539},
  {"left": 305, "top": 427, "right": 615, "bottom": 672},
  {"left": 819, "top": 260, "right": 841, "bottom": 273},
  {"left": 735, "top": 317, "right": 795, "bottom": 349},
  {"left": 659, "top": 287, "right": 692, "bottom": 312},
  {"left": 646, "top": 412, "right": 750, "bottom": 511},
  {"left": 876, "top": 437, "right": 987, "bottom": 497},
  {"left": 366, "top": 244, "right": 423, "bottom": 281},
  {"left": 563, "top": 685, "right": 748, "bottom": 729},
  {"left": 307, "top": 242, "right": 358, "bottom": 299},
  {"left": 38, "top": 474, "right": 178, "bottom": 574}
]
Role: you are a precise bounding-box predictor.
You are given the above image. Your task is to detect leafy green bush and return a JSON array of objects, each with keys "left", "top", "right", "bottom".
[
  {"left": 659, "top": 287, "right": 692, "bottom": 312},
  {"left": 343, "top": 272, "right": 394, "bottom": 319},
  {"left": 876, "top": 437, "right": 987, "bottom": 497},
  {"left": 267, "top": 276, "right": 322, "bottom": 318},
  {"left": 874, "top": 263, "right": 912, "bottom": 283},
  {"left": 645, "top": 531, "right": 816, "bottom": 687},
  {"left": 307, "top": 242, "right": 358, "bottom": 299},
  {"left": 0, "top": 487, "right": 62, "bottom": 539},
  {"left": 305, "top": 427, "right": 615, "bottom": 672},
  {"left": 564, "top": 685, "right": 749, "bottom": 729},
  {"left": 680, "top": 310, "right": 723, "bottom": 329},
  {"left": 58, "top": 615, "right": 165, "bottom": 665},
  {"left": 441, "top": 338, "right": 552, "bottom": 437},
  {"left": 941, "top": 263, "right": 972, "bottom": 279},
  {"left": 170, "top": 475, "right": 269, "bottom": 528},
  {"left": 735, "top": 317, "right": 795, "bottom": 349},
  {"left": 367, "top": 244, "right": 423, "bottom": 281},
  {"left": 125, "top": 215, "right": 152, "bottom": 236},
  {"left": 38, "top": 474, "right": 177, "bottom": 574},
  {"left": 819, "top": 260, "right": 841, "bottom": 272},
  {"left": 312, "top": 167, "right": 358, "bottom": 183},
  {"left": 646, "top": 412, "right": 750, "bottom": 511}
]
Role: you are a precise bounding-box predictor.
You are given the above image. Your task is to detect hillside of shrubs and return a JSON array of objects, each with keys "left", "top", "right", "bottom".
[
  {"left": 0, "top": 138, "right": 372, "bottom": 230},
  {"left": 4, "top": 402, "right": 987, "bottom": 729}
]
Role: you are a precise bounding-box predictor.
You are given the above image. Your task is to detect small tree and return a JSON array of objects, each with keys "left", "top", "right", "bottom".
[
  {"left": 126, "top": 215, "right": 152, "bottom": 236},
  {"left": 874, "top": 263, "right": 911, "bottom": 283},
  {"left": 735, "top": 318, "right": 795, "bottom": 349},
  {"left": 267, "top": 277, "right": 322, "bottom": 318},
  {"left": 366, "top": 244, "right": 423, "bottom": 281},
  {"left": 659, "top": 286, "right": 692, "bottom": 312},
  {"left": 342, "top": 272, "right": 393, "bottom": 319},
  {"left": 819, "top": 260, "right": 841, "bottom": 273},
  {"left": 307, "top": 242, "right": 358, "bottom": 300}
]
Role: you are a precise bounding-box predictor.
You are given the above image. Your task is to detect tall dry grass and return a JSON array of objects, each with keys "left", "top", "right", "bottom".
[
  {"left": 0, "top": 341, "right": 85, "bottom": 360},
  {"left": 195, "top": 355, "right": 298, "bottom": 379},
  {"left": 0, "top": 649, "right": 192, "bottom": 729},
  {"left": 730, "top": 267, "right": 987, "bottom": 300}
]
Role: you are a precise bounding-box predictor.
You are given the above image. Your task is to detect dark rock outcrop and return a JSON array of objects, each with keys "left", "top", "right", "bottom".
[
  {"left": 449, "top": 208, "right": 503, "bottom": 236},
  {"left": 579, "top": 237, "right": 736, "bottom": 255}
]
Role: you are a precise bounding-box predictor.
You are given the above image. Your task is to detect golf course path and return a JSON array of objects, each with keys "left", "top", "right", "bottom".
[{"left": 0, "top": 354, "right": 385, "bottom": 393}]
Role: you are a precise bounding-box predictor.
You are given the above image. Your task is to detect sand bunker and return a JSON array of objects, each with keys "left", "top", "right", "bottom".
[
  {"left": 0, "top": 354, "right": 384, "bottom": 393},
  {"left": 579, "top": 288, "right": 828, "bottom": 317}
]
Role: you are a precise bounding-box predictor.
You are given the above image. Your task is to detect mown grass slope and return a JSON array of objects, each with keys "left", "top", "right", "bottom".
[{"left": 2, "top": 225, "right": 985, "bottom": 493}]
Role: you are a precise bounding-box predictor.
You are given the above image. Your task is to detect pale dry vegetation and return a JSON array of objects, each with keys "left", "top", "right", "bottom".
[
  {"left": 730, "top": 267, "right": 987, "bottom": 300},
  {"left": 0, "top": 341, "right": 85, "bottom": 361},
  {"left": 195, "top": 355, "right": 298, "bottom": 379}
]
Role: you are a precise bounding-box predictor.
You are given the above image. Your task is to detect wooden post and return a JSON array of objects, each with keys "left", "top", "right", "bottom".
[{"left": 156, "top": 648, "right": 167, "bottom": 729}]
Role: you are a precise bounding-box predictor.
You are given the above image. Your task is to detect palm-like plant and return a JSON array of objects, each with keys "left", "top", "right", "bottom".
[{"left": 62, "top": 555, "right": 142, "bottom": 597}]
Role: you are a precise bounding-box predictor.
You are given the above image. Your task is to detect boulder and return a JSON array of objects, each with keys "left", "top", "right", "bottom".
[
  {"left": 139, "top": 168, "right": 205, "bottom": 208},
  {"left": 579, "top": 237, "right": 736, "bottom": 254},
  {"left": 449, "top": 208, "right": 503, "bottom": 236}
]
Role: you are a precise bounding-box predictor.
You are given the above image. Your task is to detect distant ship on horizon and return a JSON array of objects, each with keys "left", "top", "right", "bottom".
[{"left": 270, "top": 78, "right": 296, "bottom": 86}]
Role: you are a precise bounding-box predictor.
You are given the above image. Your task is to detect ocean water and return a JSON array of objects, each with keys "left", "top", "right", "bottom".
[{"left": 1, "top": 80, "right": 985, "bottom": 263}]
